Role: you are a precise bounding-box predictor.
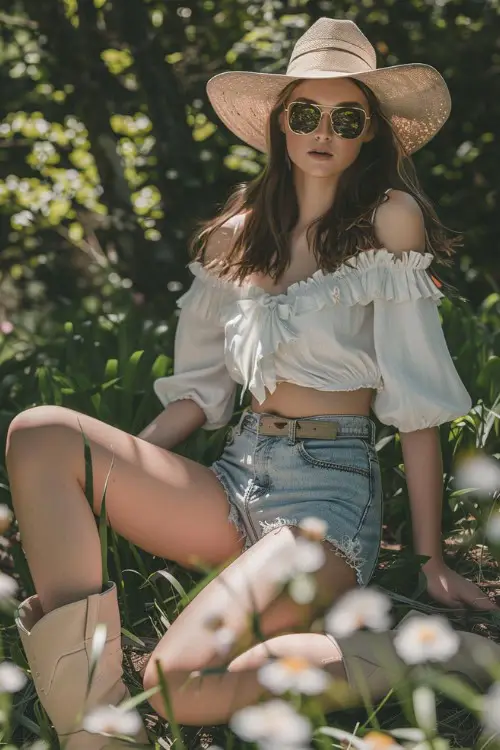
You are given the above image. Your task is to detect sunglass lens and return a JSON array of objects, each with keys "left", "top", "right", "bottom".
[
  {"left": 331, "top": 108, "right": 366, "bottom": 139},
  {"left": 288, "top": 103, "right": 321, "bottom": 134}
]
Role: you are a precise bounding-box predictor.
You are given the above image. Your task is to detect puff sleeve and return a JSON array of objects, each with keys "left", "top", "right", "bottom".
[
  {"left": 370, "top": 256, "right": 472, "bottom": 432},
  {"left": 153, "top": 264, "right": 237, "bottom": 431}
]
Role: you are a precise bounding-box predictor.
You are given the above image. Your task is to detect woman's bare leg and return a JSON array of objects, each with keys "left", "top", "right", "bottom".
[
  {"left": 143, "top": 525, "right": 357, "bottom": 725},
  {"left": 6, "top": 405, "right": 243, "bottom": 614}
]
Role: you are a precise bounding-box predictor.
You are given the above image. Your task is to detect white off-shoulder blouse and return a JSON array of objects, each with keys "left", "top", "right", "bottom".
[{"left": 153, "top": 249, "right": 472, "bottom": 433}]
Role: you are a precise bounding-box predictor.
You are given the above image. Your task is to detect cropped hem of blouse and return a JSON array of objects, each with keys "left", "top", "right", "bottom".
[{"left": 153, "top": 248, "right": 472, "bottom": 433}]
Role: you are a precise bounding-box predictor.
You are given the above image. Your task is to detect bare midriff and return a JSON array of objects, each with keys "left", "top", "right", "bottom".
[{"left": 250, "top": 381, "right": 374, "bottom": 419}]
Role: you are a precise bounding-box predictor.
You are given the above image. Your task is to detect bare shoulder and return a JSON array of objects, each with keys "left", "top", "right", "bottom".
[
  {"left": 204, "top": 210, "right": 250, "bottom": 263},
  {"left": 373, "top": 189, "right": 426, "bottom": 254}
]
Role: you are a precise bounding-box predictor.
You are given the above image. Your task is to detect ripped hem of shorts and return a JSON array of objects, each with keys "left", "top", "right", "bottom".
[
  {"left": 258, "top": 516, "right": 366, "bottom": 587},
  {"left": 210, "top": 464, "right": 252, "bottom": 551}
]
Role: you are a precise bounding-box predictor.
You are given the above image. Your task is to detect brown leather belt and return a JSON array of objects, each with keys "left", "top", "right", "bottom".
[{"left": 257, "top": 415, "right": 338, "bottom": 439}]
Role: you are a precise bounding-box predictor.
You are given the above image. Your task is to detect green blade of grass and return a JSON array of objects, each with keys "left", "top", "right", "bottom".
[
  {"left": 154, "top": 659, "right": 187, "bottom": 750},
  {"left": 99, "top": 455, "right": 114, "bottom": 586}
]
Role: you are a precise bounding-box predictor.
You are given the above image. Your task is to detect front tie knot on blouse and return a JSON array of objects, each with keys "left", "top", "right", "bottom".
[{"left": 153, "top": 249, "right": 472, "bottom": 434}]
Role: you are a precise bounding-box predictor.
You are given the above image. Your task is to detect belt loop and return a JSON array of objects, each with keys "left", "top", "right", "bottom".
[
  {"left": 287, "top": 418, "right": 297, "bottom": 445},
  {"left": 235, "top": 406, "right": 249, "bottom": 436}
]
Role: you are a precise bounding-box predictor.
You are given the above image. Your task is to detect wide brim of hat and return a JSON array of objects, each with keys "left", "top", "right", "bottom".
[{"left": 206, "top": 63, "right": 451, "bottom": 155}]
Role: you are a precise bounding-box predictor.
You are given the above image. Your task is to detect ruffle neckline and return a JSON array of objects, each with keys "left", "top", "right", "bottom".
[
  {"left": 176, "top": 249, "right": 444, "bottom": 405},
  {"left": 179, "top": 248, "right": 444, "bottom": 318}
]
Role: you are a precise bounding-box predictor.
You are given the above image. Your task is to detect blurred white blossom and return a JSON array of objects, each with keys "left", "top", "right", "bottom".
[
  {"left": 202, "top": 612, "right": 237, "bottom": 656},
  {"left": 325, "top": 587, "right": 392, "bottom": 638},
  {"left": 394, "top": 615, "right": 460, "bottom": 665},
  {"left": 289, "top": 573, "right": 317, "bottom": 604},
  {"left": 213, "top": 626, "right": 237, "bottom": 657},
  {"left": 0, "top": 661, "right": 27, "bottom": 692},
  {"left": 82, "top": 705, "right": 142, "bottom": 736},
  {"left": 229, "top": 699, "right": 312, "bottom": 746},
  {"left": 486, "top": 514, "right": 500, "bottom": 544},
  {"left": 298, "top": 516, "right": 328, "bottom": 542},
  {"left": 271, "top": 536, "right": 326, "bottom": 584},
  {"left": 0, "top": 572, "right": 18, "bottom": 600},
  {"left": 482, "top": 682, "right": 500, "bottom": 734},
  {"left": 455, "top": 454, "right": 500, "bottom": 497},
  {"left": 258, "top": 655, "right": 331, "bottom": 695}
]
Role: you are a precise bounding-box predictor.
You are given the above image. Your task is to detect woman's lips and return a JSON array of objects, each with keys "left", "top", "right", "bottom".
[{"left": 308, "top": 151, "right": 333, "bottom": 160}]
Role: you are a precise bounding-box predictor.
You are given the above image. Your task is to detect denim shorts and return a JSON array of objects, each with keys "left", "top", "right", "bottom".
[{"left": 209, "top": 408, "right": 383, "bottom": 587}]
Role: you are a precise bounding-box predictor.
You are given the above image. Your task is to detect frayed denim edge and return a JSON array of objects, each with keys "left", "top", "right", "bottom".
[
  {"left": 258, "top": 516, "right": 366, "bottom": 587},
  {"left": 209, "top": 464, "right": 252, "bottom": 551}
]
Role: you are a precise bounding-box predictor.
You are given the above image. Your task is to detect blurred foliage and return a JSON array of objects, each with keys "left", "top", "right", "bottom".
[{"left": 0, "top": 0, "right": 500, "bottom": 340}]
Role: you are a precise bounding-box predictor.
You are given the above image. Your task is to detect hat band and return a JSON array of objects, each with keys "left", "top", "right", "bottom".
[{"left": 287, "top": 46, "right": 374, "bottom": 75}]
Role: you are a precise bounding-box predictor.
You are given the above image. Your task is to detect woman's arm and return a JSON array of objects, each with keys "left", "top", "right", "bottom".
[
  {"left": 399, "top": 427, "right": 444, "bottom": 565},
  {"left": 137, "top": 399, "right": 207, "bottom": 449},
  {"left": 400, "top": 428, "right": 498, "bottom": 609}
]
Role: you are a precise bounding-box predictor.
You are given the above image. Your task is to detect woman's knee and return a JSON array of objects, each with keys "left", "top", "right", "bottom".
[{"left": 6, "top": 405, "right": 75, "bottom": 470}]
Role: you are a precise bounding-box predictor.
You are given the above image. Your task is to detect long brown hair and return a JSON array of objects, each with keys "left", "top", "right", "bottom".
[{"left": 189, "top": 78, "right": 462, "bottom": 289}]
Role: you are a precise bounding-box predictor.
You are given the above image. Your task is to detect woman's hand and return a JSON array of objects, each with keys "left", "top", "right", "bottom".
[{"left": 422, "top": 559, "right": 498, "bottom": 611}]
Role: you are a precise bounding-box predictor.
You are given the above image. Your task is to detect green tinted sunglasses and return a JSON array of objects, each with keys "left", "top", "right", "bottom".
[{"left": 284, "top": 101, "right": 371, "bottom": 140}]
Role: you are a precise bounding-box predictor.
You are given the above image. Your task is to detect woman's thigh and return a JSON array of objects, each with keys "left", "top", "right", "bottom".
[{"left": 6, "top": 405, "right": 243, "bottom": 568}]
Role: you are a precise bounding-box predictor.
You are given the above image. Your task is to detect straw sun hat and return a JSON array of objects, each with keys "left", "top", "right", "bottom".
[{"left": 206, "top": 17, "right": 451, "bottom": 156}]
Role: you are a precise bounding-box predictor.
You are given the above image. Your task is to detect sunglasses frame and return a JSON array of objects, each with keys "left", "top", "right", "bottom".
[{"left": 284, "top": 101, "right": 371, "bottom": 139}]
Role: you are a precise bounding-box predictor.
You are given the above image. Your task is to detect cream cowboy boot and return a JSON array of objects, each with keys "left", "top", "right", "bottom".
[
  {"left": 15, "top": 580, "right": 151, "bottom": 749},
  {"left": 329, "top": 609, "right": 500, "bottom": 708}
]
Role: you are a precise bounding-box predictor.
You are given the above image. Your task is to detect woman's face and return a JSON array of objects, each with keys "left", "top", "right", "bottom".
[{"left": 279, "top": 77, "right": 376, "bottom": 178}]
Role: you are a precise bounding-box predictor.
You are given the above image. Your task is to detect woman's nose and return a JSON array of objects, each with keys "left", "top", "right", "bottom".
[{"left": 317, "top": 111, "right": 333, "bottom": 136}]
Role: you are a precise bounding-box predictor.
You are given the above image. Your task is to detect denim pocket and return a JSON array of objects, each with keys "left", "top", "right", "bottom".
[{"left": 296, "top": 436, "right": 371, "bottom": 478}]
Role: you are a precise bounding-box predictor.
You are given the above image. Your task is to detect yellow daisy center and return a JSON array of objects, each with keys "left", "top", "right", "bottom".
[
  {"left": 364, "top": 730, "right": 397, "bottom": 749},
  {"left": 280, "top": 655, "right": 311, "bottom": 673}
]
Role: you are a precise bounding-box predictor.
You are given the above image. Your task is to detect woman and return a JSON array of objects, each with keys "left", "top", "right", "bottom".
[{"left": 8, "top": 17, "right": 497, "bottom": 748}]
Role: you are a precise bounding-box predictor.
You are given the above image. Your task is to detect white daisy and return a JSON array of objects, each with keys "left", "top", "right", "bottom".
[
  {"left": 258, "top": 655, "right": 331, "bottom": 696},
  {"left": 82, "top": 705, "right": 143, "bottom": 736},
  {"left": 229, "top": 699, "right": 312, "bottom": 746},
  {"left": 393, "top": 615, "right": 460, "bottom": 665},
  {"left": 0, "top": 661, "right": 27, "bottom": 693},
  {"left": 325, "top": 587, "right": 392, "bottom": 638}
]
